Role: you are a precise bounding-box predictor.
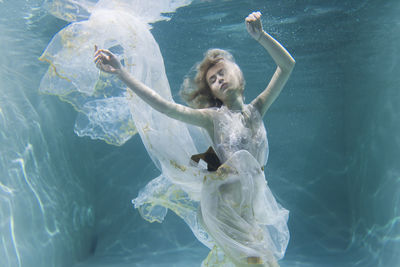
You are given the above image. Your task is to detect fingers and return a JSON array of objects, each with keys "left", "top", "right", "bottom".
[
  {"left": 94, "top": 50, "right": 106, "bottom": 62},
  {"left": 93, "top": 46, "right": 118, "bottom": 73},
  {"left": 94, "top": 53, "right": 108, "bottom": 69},
  {"left": 245, "top": 11, "right": 262, "bottom": 23},
  {"left": 94, "top": 54, "right": 103, "bottom": 67},
  {"left": 98, "top": 49, "right": 113, "bottom": 56},
  {"left": 95, "top": 57, "right": 102, "bottom": 70},
  {"left": 94, "top": 52, "right": 112, "bottom": 69},
  {"left": 94, "top": 45, "right": 105, "bottom": 70},
  {"left": 94, "top": 48, "right": 112, "bottom": 59},
  {"left": 94, "top": 49, "right": 101, "bottom": 58},
  {"left": 94, "top": 54, "right": 102, "bottom": 64},
  {"left": 246, "top": 12, "right": 261, "bottom": 21},
  {"left": 94, "top": 49, "right": 104, "bottom": 58}
]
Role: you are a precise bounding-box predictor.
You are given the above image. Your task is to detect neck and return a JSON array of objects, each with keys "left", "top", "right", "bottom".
[{"left": 224, "top": 95, "right": 244, "bottom": 112}]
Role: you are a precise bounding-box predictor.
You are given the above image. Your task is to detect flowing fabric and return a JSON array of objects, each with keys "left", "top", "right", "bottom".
[
  {"left": 199, "top": 105, "right": 289, "bottom": 264},
  {"left": 39, "top": 1, "right": 289, "bottom": 266}
]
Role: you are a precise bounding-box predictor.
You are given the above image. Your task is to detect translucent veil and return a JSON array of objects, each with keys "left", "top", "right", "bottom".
[
  {"left": 39, "top": 0, "right": 194, "bottom": 146},
  {"left": 39, "top": 0, "right": 217, "bottom": 256}
]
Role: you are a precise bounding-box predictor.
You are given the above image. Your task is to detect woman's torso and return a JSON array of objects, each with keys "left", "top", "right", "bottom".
[{"left": 209, "top": 104, "right": 268, "bottom": 166}]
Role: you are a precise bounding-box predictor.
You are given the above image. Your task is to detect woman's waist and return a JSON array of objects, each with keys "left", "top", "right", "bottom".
[{"left": 215, "top": 144, "right": 267, "bottom": 165}]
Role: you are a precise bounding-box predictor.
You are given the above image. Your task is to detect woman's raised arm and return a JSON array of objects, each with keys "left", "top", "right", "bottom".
[
  {"left": 246, "top": 12, "right": 295, "bottom": 117},
  {"left": 94, "top": 47, "right": 213, "bottom": 130}
]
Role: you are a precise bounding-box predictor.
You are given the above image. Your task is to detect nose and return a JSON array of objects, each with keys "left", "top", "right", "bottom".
[{"left": 218, "top": 77, "right": 224, "bottom": 84}]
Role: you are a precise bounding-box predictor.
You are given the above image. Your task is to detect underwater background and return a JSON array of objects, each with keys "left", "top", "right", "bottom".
[{"left": 1, "top": 0, "right": 399, "bottom": 266}]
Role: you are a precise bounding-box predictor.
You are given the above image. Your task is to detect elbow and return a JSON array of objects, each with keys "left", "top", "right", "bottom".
[
  {"left": 282, "top": 58, "right": 295, "bottom": 73},
  {"left": 290, "top": 57, "right": 296, "bottom": 67},
  {"left": 288, "top": 57, "right": 296, "bottom": 71}
]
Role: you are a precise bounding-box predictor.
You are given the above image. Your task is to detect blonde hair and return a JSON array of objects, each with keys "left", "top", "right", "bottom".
[{"left": 180, "top": 49, "right": 245, "bottom": 109}]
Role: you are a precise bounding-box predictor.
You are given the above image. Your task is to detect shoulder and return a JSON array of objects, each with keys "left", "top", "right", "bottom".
[
  {"left": 199, "top": 106, "right": 220, "bottom": 117},
  {"left": 193, "top": 107, "right": 217, "bottom": 127},
  {"left": 192, "top": 108, "right": 218, "bottom": 138},
  {"left": 245, "top": 103, "right": 261, "bottom": 117}
]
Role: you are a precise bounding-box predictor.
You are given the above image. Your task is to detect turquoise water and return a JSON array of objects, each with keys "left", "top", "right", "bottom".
[{"left": 1, "top": 0, "right": 400, "bottom": 266}]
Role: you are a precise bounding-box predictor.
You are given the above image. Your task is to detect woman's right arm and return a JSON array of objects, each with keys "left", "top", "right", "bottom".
[{"left": 94, "top": 48, "right": 213, "bottom": 130}]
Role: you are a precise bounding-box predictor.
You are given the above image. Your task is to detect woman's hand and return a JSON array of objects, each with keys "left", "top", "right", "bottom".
[
  {"left": 94, "top": 45, "right": 122, "bottom": 74},
  {"left": 245, "top": 11, "right": 264, "bottom": 41}
]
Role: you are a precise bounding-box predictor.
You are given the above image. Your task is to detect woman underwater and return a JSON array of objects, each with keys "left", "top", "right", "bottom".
[{"left": 95, "top": 11, "right": 295, "bottom": 267}]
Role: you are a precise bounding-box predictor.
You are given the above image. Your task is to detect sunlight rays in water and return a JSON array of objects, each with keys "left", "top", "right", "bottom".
[
  {"left": 0, "top": 197, "right": 22, "bottom": 267},
  {"left": 12, "top": 144, "right": 61, "bottom": 237}
]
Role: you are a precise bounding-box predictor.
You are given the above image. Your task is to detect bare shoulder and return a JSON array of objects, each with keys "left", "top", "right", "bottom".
[
  {"left": 194, "top": 108, "right": 216, "bottom": 135},
  {"left": 197, "top": 107, "right": 217, "bottom": 123}
]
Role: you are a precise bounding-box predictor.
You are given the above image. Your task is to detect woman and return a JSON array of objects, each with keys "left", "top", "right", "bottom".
[{"left": 95, "top": 11, "right": 295, "bottom": 267}]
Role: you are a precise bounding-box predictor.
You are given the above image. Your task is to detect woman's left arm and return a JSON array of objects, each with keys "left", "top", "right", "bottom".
[{"left": 246, "top": 12, "right": 295, "bottom": 117}]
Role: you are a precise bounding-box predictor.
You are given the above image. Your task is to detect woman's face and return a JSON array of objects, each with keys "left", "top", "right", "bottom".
[{"left": 206, "top": 60, "right": 242, "bottom": 102}]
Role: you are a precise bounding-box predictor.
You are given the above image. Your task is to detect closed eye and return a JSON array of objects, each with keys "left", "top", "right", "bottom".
[
  {"left": 209, "top": 75, "right": 216, "bottom": 84},
  {"left": 208, "top": 68, "right": 224, "bottom": 85}
]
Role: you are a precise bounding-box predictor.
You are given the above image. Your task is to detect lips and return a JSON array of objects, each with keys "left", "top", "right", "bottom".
[{"left": 220, "top": 83, "right": 228, "bottom": 91}]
